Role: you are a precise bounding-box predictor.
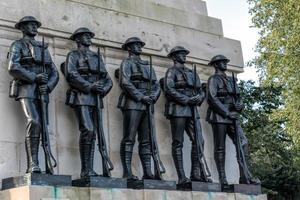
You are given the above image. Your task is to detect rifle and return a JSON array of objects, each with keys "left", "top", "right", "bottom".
[
  {"left": 40, "top": 37, "right": 57, "bottom": 174},
  {"left": 96, "top": 47, "right": 114, "bottom": 177},
  {"left": 191, "top": 64, "right": 211, "bottom": 181},
  {"left": 147, "top": 56, "right": 166, "bottom": 180},
  {"left": 231, "top": 72, "right": 251, "bottom": 184}
]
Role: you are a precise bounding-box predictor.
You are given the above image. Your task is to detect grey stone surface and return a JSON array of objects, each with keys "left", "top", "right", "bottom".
[
  {"left": 0, "top": 0, "right": 247, "bottom": 188},
  {"left": 0, "top": 186, "right": 268, "bottom": 200},
  {"left": 0, "top": 0, "right": 244, "bottom": 67}
]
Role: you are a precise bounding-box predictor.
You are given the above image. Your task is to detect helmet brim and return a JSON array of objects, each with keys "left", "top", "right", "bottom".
[
  {"left": 122, "top": 41, "right": 145, "bottom": 50},
  {"left": 70, "top": 31, "right": 95, "bottom": 41},
  {"left": 167, "top": 49, "right": 190, "bottom": 58},
  {"left": 208, "top": 58, "right": 230, "bottom": 66},
  {"left": 15, "top": 20, "right": 42, "bottom": 30}
]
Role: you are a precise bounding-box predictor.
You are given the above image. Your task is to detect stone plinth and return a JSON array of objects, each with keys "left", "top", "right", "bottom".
[
  {"left": 72, "top": 176, "right": 127, "bottom": 189},
  {"left": 2, "top": 173, "right": 72, "bottom": 190},
  {"left": 0, "top": 186, "right": 268, "bottom": 200}
]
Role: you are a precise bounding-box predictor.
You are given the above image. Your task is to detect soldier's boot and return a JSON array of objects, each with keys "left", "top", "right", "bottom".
[
  {"left": 239, "top": 145, "right": 260, "bottom": 185},
  {"left": 190, "top": 145, "right": 212, "bottom": 182},
  {"left": 80, "top": 142, "right": 98, "bottom": 178},
  {"left": 25, "top": 137, "right": 41, "bottom": 173},
  {"left": 172, "top": 145, "right": 190, "bottom": 184},
  {"left": 120, "top": 142, "right": 138, "bottom": 180},
  {"left": 88, "top": 140, "right": 99, "bottom": 177},
  {"left": 139, "top": 143, "right": 154, "bottom": 179},
  {"left": 215, "top": 151, "right": 228, "bottom": 186}
]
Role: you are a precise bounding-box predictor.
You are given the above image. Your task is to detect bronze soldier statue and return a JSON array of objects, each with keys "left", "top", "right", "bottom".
[
  {"left": 206, "top": 55, "right": 260, "bottom": 186},
  {"left": 117, "top": 37, "right": 161, "bottom": 180},
  {"left": 8, "top": 16, "right": 59, "bottom": 174},
  {"left": 162, "top": 46, "right": 211, "bottom": 185},
  {"left": 62, "top": 27, "right": 113, "bottom": 178}
]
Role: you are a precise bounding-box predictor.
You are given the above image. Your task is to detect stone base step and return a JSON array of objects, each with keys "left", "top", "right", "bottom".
[
  {"left": 72, "top": 176, "right": 127, "bottom": 189},
  {"left": 1, "top": 173, "right": 72, "bottom": 190},
  {"left": 177, "top": 181, "right": 221, "bottom": 192},
  {"left": 127, "top": 179, "right": 176, "bottom": 190},
  {"left": 223, "top": 184, "right": 262, "bottom": 195},
  {"left": 0, "top": 186, "right": 268, "bottom": 200}
]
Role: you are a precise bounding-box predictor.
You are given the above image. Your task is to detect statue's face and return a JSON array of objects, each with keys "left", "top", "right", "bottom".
[
  {"left": 20, "top": 21, "right": 38, "bottom": 37},
  {"left": 128, "top": 42, "right": 143, "bottom": 55},
  {"left": 215, "top": 60, "right": 227, "bottom": 71},
  {"left": 173, "top": 51, "right": 187, "bottom": 64},
  {"left": 76, "top": 33, "right": 92, "bottom": 47}
]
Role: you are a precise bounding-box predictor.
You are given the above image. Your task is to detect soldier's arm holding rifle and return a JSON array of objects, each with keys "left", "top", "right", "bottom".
[
  {"left": 46, "top": 60, "right": 59, "bottom": 93},
  {"left": 95, "top": 55, "right": 113, "bottom": 97}
]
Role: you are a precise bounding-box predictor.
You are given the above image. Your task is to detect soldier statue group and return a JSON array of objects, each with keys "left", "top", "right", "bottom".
[{"left": 7, "top": 16, "right": 260, "bottom": 190}]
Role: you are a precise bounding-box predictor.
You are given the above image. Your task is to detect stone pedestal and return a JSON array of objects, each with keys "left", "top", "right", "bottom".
[
  {"left": 0, "top": 186, "right": 268, "bottom": 200},
  {"left": 127, "top": 179, "right": 176, "bottom": 190},
  {"left": 1, "top": 173, "right": 71, "bottom": 190},
  {"left": 177, "top": 181, "right": 221, "bottom": 192},
  {"left": 223, "top": 184, "right": 262, "bottom": 195},
  {"left": 72, "top": 176, "right": 127, "bottom": 189}
]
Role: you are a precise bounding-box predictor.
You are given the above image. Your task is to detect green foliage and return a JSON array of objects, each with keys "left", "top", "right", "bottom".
[
  {"left": 239, "top": 80, "right": 300, "bottom": 199},
  {"left": 248, "top": 0, "right": 300, "bottom": 145}
]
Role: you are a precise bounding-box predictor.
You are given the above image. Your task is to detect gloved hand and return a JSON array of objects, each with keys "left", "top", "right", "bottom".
[
  {"left": 141, "top": 95, "right": 153, "bottom": 105},
  {"left": 36, "top": 73, "right": 48, "bottom": 84},
  {"left": 91, "top": 82, "right": 105, "bottom": 94},
  {"left": 39, "top": 85, "right": 48, "bottom": 94},
  {"left": 188, "top": 94, "right": 204, "bottom": 105}
]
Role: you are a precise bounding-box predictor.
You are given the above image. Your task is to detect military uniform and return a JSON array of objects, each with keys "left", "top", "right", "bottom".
[
  {"left": 8, "top": 16, "right": 59, "bottom": 173},
  {"left": 118, "top": 37, "right": 160, "bottom": 179},
  {"left": 206, "top": 55, "right": 255, "bottom": 185},
  {"left": 63, "top": 28, "right": 113, "bottom": 178},
  {"left": 163, "top": 46, "right": 207, "bottom": 183}
]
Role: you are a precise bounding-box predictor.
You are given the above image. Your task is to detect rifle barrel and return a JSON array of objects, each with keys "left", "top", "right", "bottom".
[
  {"left": 231, "top": 72, "right": 251, "bottom": 183},
  {"left": 96, "top": 47, "right": 114, "bottom": 175},
  {"left": 192, "top": 63, "right": 211, "bottom": 179},
  {"left": 40, "top": 36, "right": 57, "bottom": 174}
]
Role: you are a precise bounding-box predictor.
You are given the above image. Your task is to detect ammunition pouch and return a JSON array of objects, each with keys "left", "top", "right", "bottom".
[
  {"left": 174, "top": 81, "right": 198, "bottom": 90},
  {"left": 174, "top": 81, "right": 187, "bottom": 89},
  {"left": 176, "top": 88, "right": 194, "bottom": 96},
  {"left": 9, "top": 80, "right": 19, "bottom": 98},
  {"left": 130, "top": 72, "right": 143, "bottom": 81},
  {"left": 132, "top": 81, "right": 150, "bottom": 89},
  {"left": 20, "top": 57, "right": 35, "bottom": 65},
  {"left": 80, "top": 74, "right": 103, "bottom": 82},
  {"left": 117, "top": 92, "right": 126, "bottom": 109},
  {"left": 65, "top": 88, "right": 76, "bottom": 106},
  {"left": 216, "top": 91, "right": 228, "bottom": 97}
]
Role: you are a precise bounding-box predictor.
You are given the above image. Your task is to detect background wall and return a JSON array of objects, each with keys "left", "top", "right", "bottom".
[{"left": 0, "top": 0, "right": 244, "bottom": 185}]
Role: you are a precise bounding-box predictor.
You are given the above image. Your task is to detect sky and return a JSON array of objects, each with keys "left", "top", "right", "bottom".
[{"left": 205, "top": 0, "right": 259, "bottom": 81}]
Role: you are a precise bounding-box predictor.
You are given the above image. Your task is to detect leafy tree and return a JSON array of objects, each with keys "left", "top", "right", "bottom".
[
  {"left": 239, "top": 80, "right": 300, "bottom": 200},
  {"left": 247, "top": 0, "right": 300, "bottom": 145}
]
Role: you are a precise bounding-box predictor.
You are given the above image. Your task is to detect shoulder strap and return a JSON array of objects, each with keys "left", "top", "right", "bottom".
[
  {"left": 21, "top": 40, "right": 33, "bottom": 57},
  {"left": 215, "top": 74, "right": 233, "bottom": 93},
  {"left": 174, "top": 67, "right": 188, "bottom": 81}
]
